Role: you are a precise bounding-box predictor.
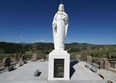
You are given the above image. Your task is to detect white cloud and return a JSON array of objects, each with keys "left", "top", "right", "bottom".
[
  {"left": 35, "top": 39, "right": 45, "bottom": 43},
  {"left": 40, "top": 40, "right": 44, "bottom": 42}
]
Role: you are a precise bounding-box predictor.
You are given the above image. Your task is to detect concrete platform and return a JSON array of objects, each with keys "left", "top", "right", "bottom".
[
  {"left": 0, "top": 61, "right": 105, "bottom": 83},
  {"left": 98, "top": 69, "right": 116, "bottom": 82}
]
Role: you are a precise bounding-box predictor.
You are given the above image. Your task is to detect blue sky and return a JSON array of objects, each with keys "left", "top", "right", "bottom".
[{"left": 0, "top": 0, "right": 116, "bottom": 44}]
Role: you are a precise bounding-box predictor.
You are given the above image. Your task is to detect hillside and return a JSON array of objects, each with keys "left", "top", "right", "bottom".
[{"left": 0, "top": 42, "right": 116, "bottom": 61}]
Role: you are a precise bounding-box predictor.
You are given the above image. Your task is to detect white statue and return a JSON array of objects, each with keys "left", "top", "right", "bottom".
[{"left": 52, "top": 4, "right": 69, "bottom": 50}]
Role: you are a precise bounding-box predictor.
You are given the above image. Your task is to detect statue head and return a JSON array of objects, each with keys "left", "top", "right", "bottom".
[{"left": 58, "top": 4, "right": 64, "bottom": 12}]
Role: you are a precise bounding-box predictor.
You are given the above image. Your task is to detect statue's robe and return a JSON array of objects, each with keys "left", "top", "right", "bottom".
[{"left": 53, "top": 11, "right": 68, "bottom": 50}]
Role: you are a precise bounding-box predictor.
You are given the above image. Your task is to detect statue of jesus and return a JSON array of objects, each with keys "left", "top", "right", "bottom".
[{"left": 52, "top": 4, "right": 69, "bottom": 50}]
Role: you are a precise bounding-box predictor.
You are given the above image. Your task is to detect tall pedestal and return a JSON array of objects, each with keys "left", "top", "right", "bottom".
[{"left": 48, "top": 50, "right": 70, "bottom": 80}]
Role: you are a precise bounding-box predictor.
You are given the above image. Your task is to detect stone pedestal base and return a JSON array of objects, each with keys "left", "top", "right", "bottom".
[{"left": 48, "top": 50, "right": 70, "bottom": 80}]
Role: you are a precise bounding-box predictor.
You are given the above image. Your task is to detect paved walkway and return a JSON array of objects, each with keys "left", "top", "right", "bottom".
[
  {"left": 0, "top": 61, "right": 105, "bottom": 83},
  {"left": 71, "top": 62, "right": 103, "bottom": 80},
  {"left": 98, "top": 69, "right": 116, "bottom": 83}
]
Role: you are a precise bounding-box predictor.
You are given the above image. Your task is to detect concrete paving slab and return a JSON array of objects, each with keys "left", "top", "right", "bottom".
[
  {"left": 98, "top": 69, "right": 116, "bottom": 82},
  {"left": 0, "top": 61, "right": 105, "bottom": 83}
]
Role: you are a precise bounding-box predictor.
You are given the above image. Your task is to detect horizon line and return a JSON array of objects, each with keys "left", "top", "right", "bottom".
[{"left": 0, "top": 41, "right": 116, "bottom": 45}]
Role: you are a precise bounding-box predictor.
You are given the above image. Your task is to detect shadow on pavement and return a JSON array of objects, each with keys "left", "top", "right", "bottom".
[{"left": 70, "top": 60, "right": 78, "bottom": 78}]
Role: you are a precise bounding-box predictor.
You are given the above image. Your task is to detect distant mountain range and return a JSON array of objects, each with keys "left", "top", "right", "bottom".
[
  {"left": 0, "top": 41, "right": 116, "bottom": 54},
  {"left": 0, "top": 42, "right": 116, "bottom": 60}
]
